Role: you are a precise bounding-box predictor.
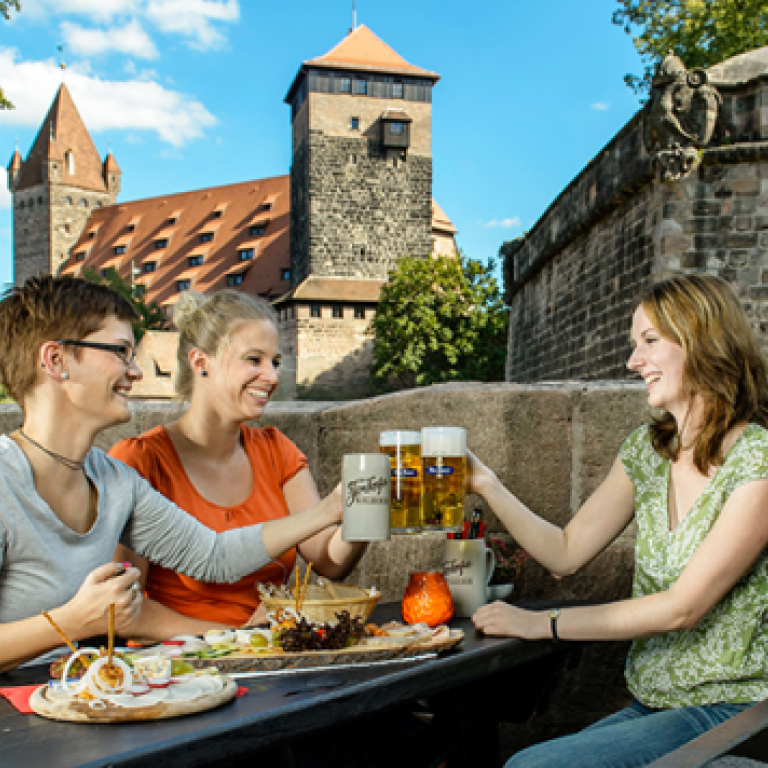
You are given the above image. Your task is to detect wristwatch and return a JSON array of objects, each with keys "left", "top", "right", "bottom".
[{"left": 549, "top": 607, "right": 561, "bottom": 642}]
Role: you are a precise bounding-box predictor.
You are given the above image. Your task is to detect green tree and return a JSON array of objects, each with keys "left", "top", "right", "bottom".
[
  {"left": 613, "top": 0, "right": 768, "bottom": 96},
  {"left": 0, "top": 1, "right": 21, "bottom": 110},
  {"left": 371, "top": 254, "right": 508, "bottom": 390},
  {"left": 83, "top": 267, "right": 167, "bottom": 342}
]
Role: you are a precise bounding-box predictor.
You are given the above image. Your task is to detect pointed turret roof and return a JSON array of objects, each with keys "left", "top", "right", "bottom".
[
  {"left": 16, "top": 83, "right": 108, "bottom": 193},
  {"left": 7, "top": 148, "right": 21, "bottom": 174},
  {"left": 285, "top": 25, "right": 439, "bottom": 103},
  {"left": 104, "top": 151, "right": 121, "bottom": 176}
]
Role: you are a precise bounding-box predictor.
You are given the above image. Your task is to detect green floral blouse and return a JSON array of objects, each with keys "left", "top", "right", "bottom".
[{"left": 621, "top": 423, "right": 768, "bottom": 708}]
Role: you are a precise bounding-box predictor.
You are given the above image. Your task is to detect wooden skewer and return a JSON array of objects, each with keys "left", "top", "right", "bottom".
[
  {"left": 42, "top": 611, "right": 77, "bottom": 655},
  {"left": 107, "top": 603, "right": 115, "bottom": 670},
  {"left": 300, "top": 562, "right": 313, "bottom": 613}
]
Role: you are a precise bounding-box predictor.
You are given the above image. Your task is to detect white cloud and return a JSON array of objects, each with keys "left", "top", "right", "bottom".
[
  {"left": 0, "top": 170, "right": 10, "bottom": 209},
  {"left": 22, "top": 0, "right": 140, "bottom": 23},
  {"left": 20, "top": 0, "right": 239, "bottom": 52},
  {"left": 482, "top": 217, "right": 522, "bottom": 229},
  {"left": 591, "top": 102, "right": 610, "bottom": 111},
  {"left": 145, "top": 0, "right": 239, "bottom": 50},
  {"left": 62, "top": 19, "right": 159, "bottom": 59},
  {"left": 0, "top": 48, "right": 217, "bottom": 146}
]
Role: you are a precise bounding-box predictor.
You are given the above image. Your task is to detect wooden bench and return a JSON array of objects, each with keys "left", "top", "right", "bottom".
[{"left": 647, "top": 699, "right": 768, "bottom": 767}]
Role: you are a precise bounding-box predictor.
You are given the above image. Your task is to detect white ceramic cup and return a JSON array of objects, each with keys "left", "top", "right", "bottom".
[
  {"left": 443, "top": 538, "right": 496, "bottom": 617},
  {"left": 342, "top": 453, "right": 391, "bottom": 541}
]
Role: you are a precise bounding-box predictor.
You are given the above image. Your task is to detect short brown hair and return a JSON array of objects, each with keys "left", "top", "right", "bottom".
[
  {"left": 640, "top": 274, "right": 768, "bottom": 473},
  {"left": 0, "top": 275, "right": 138, "bottom": 404}
]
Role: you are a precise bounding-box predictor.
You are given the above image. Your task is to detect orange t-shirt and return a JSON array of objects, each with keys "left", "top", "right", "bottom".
[{"left": 109, "top": 425, "right": 307, "bottom": 627}]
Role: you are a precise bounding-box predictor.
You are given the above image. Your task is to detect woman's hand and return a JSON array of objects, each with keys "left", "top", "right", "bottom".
[
  {"left": 466, "top": 449, "right": 498, "bottom": 496},
  {"left": 63, "top": 562, "right": 143, "bottom": 635},
  {"left": 472, "top": 601, "right": 545, "bottom": 641},
  {"left": 322, "top": 482, "right": 343, "bottom": 526}
]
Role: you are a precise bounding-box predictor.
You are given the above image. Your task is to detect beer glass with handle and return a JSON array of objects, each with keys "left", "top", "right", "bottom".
[
  {"left": 380, "top": 430, "right": 422, "bottom": 534},
  {"left": 420, "top": 426, "right": 467, "bottom": 532}
]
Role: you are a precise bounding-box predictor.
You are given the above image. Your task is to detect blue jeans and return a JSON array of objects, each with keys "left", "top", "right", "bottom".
[{"left": 505, "top": 699, "right": 755, "bottom": 768}]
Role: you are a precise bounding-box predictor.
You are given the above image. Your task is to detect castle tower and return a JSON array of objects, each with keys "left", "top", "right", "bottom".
[
  {"left": 284, "top": 25, "right": 440, "bottom": 286},
  {"left": 7, "top": 84, "right": 120, "bottom": 286}
]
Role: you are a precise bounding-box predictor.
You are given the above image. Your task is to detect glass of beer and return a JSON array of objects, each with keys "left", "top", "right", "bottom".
[
  {"left": 421, "top": 426, "right": 467, "bottom": 532},
  {"left": 380, "top": 430, "right": 422, "bottom": 534}
]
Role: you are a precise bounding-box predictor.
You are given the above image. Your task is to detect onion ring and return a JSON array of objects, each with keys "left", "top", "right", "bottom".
[
  {"left": 85, "top": 656, "right": 133, "bottom": 699},
  {"left": 61, "top": 648, "right": 100, "bottom": 696}
]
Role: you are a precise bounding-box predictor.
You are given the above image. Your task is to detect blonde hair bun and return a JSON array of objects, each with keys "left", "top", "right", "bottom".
[{"left": 172, "top": 291, "right": 207, "bottom": 333}]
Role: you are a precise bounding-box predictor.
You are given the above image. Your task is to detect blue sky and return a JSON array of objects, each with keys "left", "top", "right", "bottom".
[{"left": 0, "top": 1, "right": 643, "bottom": 289}]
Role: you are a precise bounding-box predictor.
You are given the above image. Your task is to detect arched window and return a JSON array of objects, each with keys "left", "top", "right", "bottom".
[
  {"left": 80, "top": 199, "right": 88, "bottom": 207},
  {"left": 65, "top": 151, "right": 75, "bottom": 175},
  {"left": 65, "top": 197, "right": 73, "bottom": 205}
]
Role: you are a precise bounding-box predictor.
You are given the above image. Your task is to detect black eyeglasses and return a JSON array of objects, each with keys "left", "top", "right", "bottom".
[{"left": 57, "top": 339, "right": 138, "bottom": 367}]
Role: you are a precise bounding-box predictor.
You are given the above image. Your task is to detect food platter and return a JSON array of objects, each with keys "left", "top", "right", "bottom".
[
  {"left": 29, "top": 675, "right": 238, "bottom": 723},
  {"left": 184, "top": 629, "right": 464, "bottom": 673}
]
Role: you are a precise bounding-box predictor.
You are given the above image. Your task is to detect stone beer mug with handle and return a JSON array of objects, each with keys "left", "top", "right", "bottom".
[
  {"left": 443, "top": 538, "right": 496, "bottom": 618},
  {"left": 341, "top": 453, "right": 391, "bottom": 541}
]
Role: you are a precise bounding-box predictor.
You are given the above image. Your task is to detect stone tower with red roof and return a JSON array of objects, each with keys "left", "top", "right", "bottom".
[
  {"left": 284, "top": 25, "right": 439, "bottom": 285},
  {"left": 6, "top": 83, "right": 120, "bottom": 285}
]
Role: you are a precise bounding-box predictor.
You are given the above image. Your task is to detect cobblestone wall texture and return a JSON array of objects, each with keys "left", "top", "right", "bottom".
[
  {"left": 504, "top": 52, "right": 768, "bottom": 383},
  {"left": 290, "top": 131, "right": 432, "bottom": 284}
]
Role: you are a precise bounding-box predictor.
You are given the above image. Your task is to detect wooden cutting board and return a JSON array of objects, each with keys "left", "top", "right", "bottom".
[
  {"left": 187, "top": 630, "right": 464, "bottom": 673},
  {"left": 29, "top": 677, "right": 237, "bottom": 723}
]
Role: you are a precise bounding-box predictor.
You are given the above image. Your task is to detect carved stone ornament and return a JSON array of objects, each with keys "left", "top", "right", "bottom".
[{"left": 643, "top": 53, "right": 722, "bottom": 181}]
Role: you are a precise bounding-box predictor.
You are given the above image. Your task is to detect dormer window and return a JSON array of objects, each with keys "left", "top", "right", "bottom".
[
  {"left": 155, "top": 239, "right": 169, "bottom": 249},
  {"left": 114, "top": 245, "right": 126, "bottom": 255},
  {"left": 239, "top": 249, "right": 254, "bottom": 261},
  {"left": 188, "top": 255, "right": 204, "bottom": 267},
  {"left": 250, "top": 224, "right": 267, "bottom": 237},
  {"left": 177, "top": 279, "right": 191, "bottom": 291},
  {"left": 75, "top": 252, "right": 87, "bottom": 261},
  {"left": 199, "top": 232, "right": 214, "bottom": 244},
  {"left": 281, "top": 268, "right": 291, "bottom": 281},
  {"left": 143, "top": 261, "right": 156, "bottom": 273},
  {"left": 227, "top": 274, "right": 244, "bottom": 287}
]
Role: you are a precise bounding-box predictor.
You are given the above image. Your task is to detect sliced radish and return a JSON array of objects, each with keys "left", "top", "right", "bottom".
[
  {"left": 147, "top": 677, "right": 170, "bottom": 688},
  {"left": 130, "top": 683, "right": 150, "bottom": 696}
]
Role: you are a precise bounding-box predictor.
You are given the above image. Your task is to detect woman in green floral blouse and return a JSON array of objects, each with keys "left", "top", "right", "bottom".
[{"left": 470, "top": 274, "right": 768, "bottom": 767}]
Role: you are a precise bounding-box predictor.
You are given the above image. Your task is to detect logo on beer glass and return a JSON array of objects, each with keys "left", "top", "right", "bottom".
[{"left": 345, "top": 475, "right": 389, "bottom": 505}]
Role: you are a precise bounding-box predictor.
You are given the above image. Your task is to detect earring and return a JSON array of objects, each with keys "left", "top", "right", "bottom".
[
  {"left": 201, "top": 371, "right": 208, "bottom": 377},
  {"left": 61, "top": 372, "right": 69, "bottom": 381}
]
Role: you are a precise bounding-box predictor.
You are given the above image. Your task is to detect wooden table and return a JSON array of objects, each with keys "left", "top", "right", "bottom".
[{"left": 0, "top": 603, "right": 574, "bottom": 768}]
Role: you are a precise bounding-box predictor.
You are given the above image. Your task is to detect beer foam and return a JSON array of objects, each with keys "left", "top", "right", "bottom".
[
  {"left": 379, "top": 430, "right": 422, "bottom": 447},
  {"left": 421, "top": 426, "right": 467, "bottom": 457}
]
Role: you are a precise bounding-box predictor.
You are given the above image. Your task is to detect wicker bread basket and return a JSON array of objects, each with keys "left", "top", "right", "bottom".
[{"left": 260, "top": 582, "right": 380, "bottom": 625}]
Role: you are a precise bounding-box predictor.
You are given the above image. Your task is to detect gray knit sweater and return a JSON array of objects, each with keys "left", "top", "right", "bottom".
[{"left": 0, "top": 435, "right": 269, "bottom": 623}]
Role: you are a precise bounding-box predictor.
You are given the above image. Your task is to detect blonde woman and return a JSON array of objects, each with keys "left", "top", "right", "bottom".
[
  {"left": 0, "top": 277, "right": 342, "bottom": 671},
  {"left": 470, "top": 274, "right": 768, "bottom": 767},
  {"left": 112, "top": 291, "right": 366, "bottom": 638}
]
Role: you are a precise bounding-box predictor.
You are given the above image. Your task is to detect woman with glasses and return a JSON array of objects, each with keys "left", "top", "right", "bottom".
[
  {"left": 0, "top": 276, "right": 342, "bottom": 671},
  {"left": 110, "top": 290, "right": 367, "bottom": 638}
]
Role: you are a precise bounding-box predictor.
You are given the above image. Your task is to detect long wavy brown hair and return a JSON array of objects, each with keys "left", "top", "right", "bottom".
[{"left": 639, "top": 274, "right": 768, "bottom": 473}]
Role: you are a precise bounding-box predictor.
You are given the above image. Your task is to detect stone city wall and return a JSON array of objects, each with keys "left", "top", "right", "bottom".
[
  {"left": 503, "top": 51, "right": 768, "bottom": 384},
  {"left": 0, "top": 381, "right": 650, "bottom": 747}
]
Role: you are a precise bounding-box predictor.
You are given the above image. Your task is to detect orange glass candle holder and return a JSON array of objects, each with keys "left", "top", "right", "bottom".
[{"left": 401, "top": 571, "right": 454, "bottom": 627}]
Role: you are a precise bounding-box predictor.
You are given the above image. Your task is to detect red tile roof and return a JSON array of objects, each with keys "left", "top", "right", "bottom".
[
  {"left": 16, "top": 84, "right": 110, "bottom": 193},
  {"left": 60, "top": 175, "right": 292, "bottom": 307}
]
